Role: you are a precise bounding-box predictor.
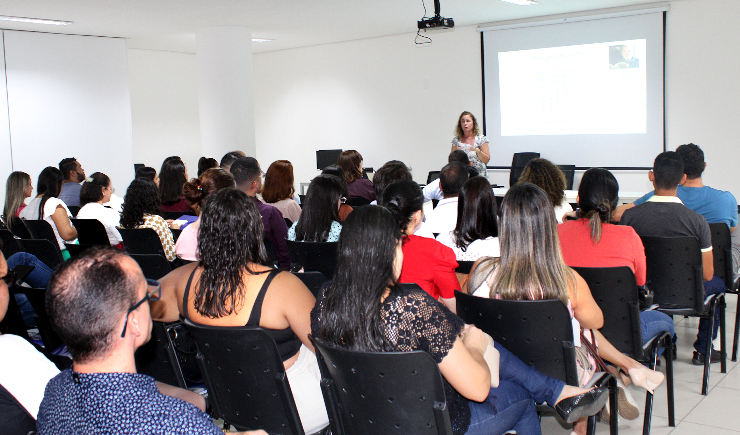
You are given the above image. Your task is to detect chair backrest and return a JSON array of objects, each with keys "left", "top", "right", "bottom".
[
  {"left": 286, "top": 240, "right": 338, "bottom": 278},
  {"left": 67, "top": 206, "right": 80, "bottom": 217},
  {"left": 455, "top": 261, "right": 475, "bottom": 275},
  {"left": 557, "top": 165, "right": 576, "bottom": 190},
  {"left": 183, "top": 320, "right": 305, "bottom": 434},
  {"left": 347, "top": 196, "right": 370, "bottom": 207},
  {"left": 118, "top": 227, "right": 167, "bottom": 257},
  {"left": 292, "top": 271, "right": 329, "bottom": 297},
  {"left": 135, "top": 321, "right": 188, "bottom": 389},
  {"left": 23, "top": 219, "right": 59, "bottom": 247},
  {"left": 708, "top": 223, "right": 734, "bottom": 292},
  {"left": 130, "top": 254, "right": 172, "bottom": 280},
  {"left": 17, "top": 239, "right": 63, "bottom": 269},
  {"left": 455, "top": 291, "right": 578, "bottom": 385},
  {"left": 509, "top": 152, "right": 540, "bottom": 187},
  {"left": 284, "top": 217, "right": 293, "bottom": 228},
  {"left": 310, "top": 338, "right": 453, "bottom": 435},
  {"left": 0, "top": 229, "right": 21, "bottom": 258},
  {"left": 6, "top": 217, "right": 32, "bottom": 240},
  {"left": 161, "top": 211, "right": 196, "bottom": 221},
  {"left": 17, "top": 287, "right": 65, "bottom": 352},
  {"left": 64, "top": 243, "right": 98, "bottom": 259},
  {"left": 72, "top": 218, "right": 111, "bottom": 245},
  {"left": 427, "top": 171, "right": 441, "bottom": 185},
  {"left": 572, "top": 266, "right": 643, "bottom": 359},
  {"left": 263, "top": 238, "right": 279, "bottom": 268},
  {"left": 640, "top": 235, "right": 705, "bottom": 314}
]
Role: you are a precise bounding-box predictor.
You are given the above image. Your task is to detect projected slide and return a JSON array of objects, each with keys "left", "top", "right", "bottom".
[{"left": 499, "top": 39, "right": 647, "bottom": 136}]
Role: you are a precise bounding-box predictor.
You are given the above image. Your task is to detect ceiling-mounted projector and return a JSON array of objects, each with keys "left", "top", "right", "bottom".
[{"left": 417, "top": 0, "right": 454, "bottom": 31}]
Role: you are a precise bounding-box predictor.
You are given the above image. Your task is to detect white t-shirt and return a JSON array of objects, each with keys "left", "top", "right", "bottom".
[
  {"left": 425, "top": 197, "right": 459, "bottom": 235},
  {"left": 19, "top": 197, "right": 75, "bottom": 250},
  {"left": 436, "top": 231, "right": 500, "bottom": 261},
  {"left": 554, "top": 198, "right": 573, "bottom": 224},
  {"left": 77, "top": 202, "right": 123, "bottom": 245},
  {"left": 0, "top": 334, "right": 59, "bottom": 418}
]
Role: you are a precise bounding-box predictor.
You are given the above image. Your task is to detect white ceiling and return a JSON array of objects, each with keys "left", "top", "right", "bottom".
[{"left": 0, "top": 0, "right": 665, "bottom": 53}]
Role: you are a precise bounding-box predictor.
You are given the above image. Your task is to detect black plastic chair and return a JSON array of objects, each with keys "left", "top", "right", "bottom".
[
  {"left": 707, "top": 223, "right": 739, "bottom": 361},
  {"left": 64, "top": 243, "right": 98, "bottom": 259},
  {"left": 130, "top": 254, "right": 172, "bottom": 280},
  {"left": 292, "top": 271, "right": 329, "bottom": 297},
  {"left": 347, "top": 196, "right": 370, "bottom": 207},
  {"left": 67, "top": 206, "right": 81, "bottom": 217},
  {"left": 17, "top": 239, "right": 63, "bottom": 269},
  {"left": 286, "top": 240, "right": 338, "bottom": 279},
  {"left": 170, "top": 228, "right": 182, "bottom": 243},
  {"left": 641, "top": 236, "right": 726, "bottom": 395},
  {"left": 427, "top": 171, "right": 441, "bottom": 185},
  {"left": 0, "top": 229, "right": 22, "bottom": 258},
  {"left": 557, "top": 165, "right": 576, "bottom": 190},
  {"left": 6, "top": 217, "right": 32, "bottom": 240},
  {"left": 71, "top": 218, "right": 111, "bottom": 245},
  {"left": 23, "top": 219, "right": 61, "bottom": 246},
  {"left": 264, "top": 238, "right": 279, "bottom": 269},
  {"left": 573, "top": 266, "right": 675, "bottom": 433},
  {"left": 509, "top": 152, "right": 540, "bottom": 187},
  {"left": 161, "top": 211, "right": 196, "bottom": 221},
  {"left": 135, "top": 321, "right": 189, "bottom": 389},
  {"left": 284, "top": 217, "right": 294, "bottom": 228},
  {"left": 455, "top": 260, "right": 475, "bottom": 275},
  {"left": 182, "top": 320, "right": 309, "bottom": 434},
  {"left": 455, "top": 292, "right": 617, "bottom": 435},
  {"left": 16, "top": 287, "right": 65, "bottom": 353},
  {"left": 310, "top": 337, "right": 453, "bottom": 435},
  {"left": 119, "top": 228, "right": 167, "bottom": 257}
]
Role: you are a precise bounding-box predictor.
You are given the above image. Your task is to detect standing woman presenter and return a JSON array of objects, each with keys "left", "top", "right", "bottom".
[{"left": 451, "top": 112, "right": 490, "bottom": 179}]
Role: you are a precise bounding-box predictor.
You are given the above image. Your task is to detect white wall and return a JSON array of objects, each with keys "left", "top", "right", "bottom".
[{"left": 126, "top": 0, "right": 740, "bottom": 200}]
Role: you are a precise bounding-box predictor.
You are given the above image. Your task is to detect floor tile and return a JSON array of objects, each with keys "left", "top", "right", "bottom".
[
  {"left": 670, "top": 420, "right": 740, "bottom": 434},
  {"left": 682, "top": 385, "right": 740, "bottom": 431}
]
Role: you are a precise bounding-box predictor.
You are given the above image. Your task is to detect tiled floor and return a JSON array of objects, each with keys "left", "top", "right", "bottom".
[{"left": 541, "top": 293, "right": 740, "bottom": 434}]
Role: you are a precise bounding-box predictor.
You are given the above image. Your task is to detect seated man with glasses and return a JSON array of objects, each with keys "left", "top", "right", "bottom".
[{"left": 37, "top": 246, "right": 266, "bottom": 435}]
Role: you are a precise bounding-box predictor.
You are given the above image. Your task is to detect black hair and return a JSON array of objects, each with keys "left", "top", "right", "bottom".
[
  {"left": 36, "top": 167, "right": 64, "bottom": 220},
  {"left": 120, "top": 179, "right": 162, "bottom": 228},
  {"left": 453, "top": 177, "right": 498, "bottom": 251},
  {"left": 314, "top": 206, "right": 401, "bottom": 352},
  {"left": 58, "top": 158, "right": 77, "bottom": 180},
  {"left": 439, "top": 161, "right": 468, "bottom": 197},
  {"left": 230, "top": 157, "right": 261, "bottom": 190},
  {"left": 321, "top": 165, "right": 351, "bottom": 198},
  {"left": 220, "top": 151, "right": 245, "bottom": 170},
  {"left": 295, "top": 175, "right": 343, "bottom": 242},
  {"left": 158, "top": 157, "right": 187, "bottom": 205},
  {"left": 448, "top": 150, "right": 470, "bottom": 166},
  {"left": 194, "top": 188, "right": 270, "bottom": 318},
  {"left": 198, "top": 157, "right": 219, "bottom": 177},
  {"left": 135, "top": 166, "right": 157, "bottom": 183},
  {"left": 379, "top": 179, "right": 424, "bottom": 234},
  {"left": 372, "top": 161, "right": 412, "bottom": 204},
  {"left": 652, "top": 151, "right": 684, "bottom": 190},
  {"left": 80, "top": 172, "right": 110, "bottom": 206},
  {"left": 577, "top": 168, "right": 619, "bottom": 244},
  {"left": 675, "top": 143, "right": 705, "bottom": 179},
  {"left": 46, "top": 247, "right": 138, "bottom": 363}
]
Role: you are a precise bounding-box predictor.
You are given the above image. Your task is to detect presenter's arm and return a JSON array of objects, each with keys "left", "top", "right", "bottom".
[{"left": 476, "top": 142, "right": 491, "bottom": 164}]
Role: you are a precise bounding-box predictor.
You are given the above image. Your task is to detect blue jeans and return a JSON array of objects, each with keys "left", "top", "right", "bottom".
[
  {"left": 693, "top": 275, "right": 726, "bottom": 353},
  {"left": 7, "top": 252, "right": 54, "bottom": 327},
  {"left": 641, "top": 310, "right": 676, "bottom": 357},
  {"left": 465, "top": 342, "right": 566, "bottom": 434}
]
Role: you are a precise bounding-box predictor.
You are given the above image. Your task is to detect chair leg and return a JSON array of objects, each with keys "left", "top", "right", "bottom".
[
  {"left": 665, "top": 335, "right": 675, "bottom": 427},
  {"left": 609, "top": 376, "right": 619, "bottom": 435},
  {"left": 720, "top": 296, "right": 727, "bottom": 374},
  {"left": 702, "top": 304, "right": 717, "bottom": 395},
  {"left": 586, "top": 414, "right": 597, "bottom": 435},
  {"left": 733, "top": 298, "right": 740, "bottom": 362}
]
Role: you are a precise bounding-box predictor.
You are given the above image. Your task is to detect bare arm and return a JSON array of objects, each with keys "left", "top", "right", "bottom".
[
  {"left": 701, "top": 250, "right": 714, "bottom": 282},
  {"left": 477, "top": 142, "right": 491, "bottom": 164},
  {"left": 612, "top": 203, "right": 635, "bottom": 222},
  {"left": 440, "top": 296, "right": 457, "bottom": 314},
  {"left": 438, "top": 328, "right": 490, "bottom": 402},
  {"left": 567, "top": 269, "right": 604, "bottom": 330},
  {"left": 156, "top": 381, "right": 205, "bottom": 411},
  {"left": 51, "top": 205, "right": 77, "bottom": 240},
  {"left": 149, "top": 263, "right": 197, "bottom": 322},
  {"left": 271, "top": 272, "right": 317, "bottom": 353}
]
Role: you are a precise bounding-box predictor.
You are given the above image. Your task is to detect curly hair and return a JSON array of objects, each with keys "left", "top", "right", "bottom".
[
  {"left": 194, "top": 188, "right": 270, "bottom": 318},
  {"left": 454, "top": 111, "right": 481, "bottom": 138},
  {"left": 120, "top": 179, "right": 162, "bottom": 228},
  {"left": 261, "top": 160, "right": 295, "bottom": 204},
  {"left": 517, "top": 158, "right": 566, "bottom": 208},
  {"left": 182, "top": 168, "right": 235, "bottom": 210}
]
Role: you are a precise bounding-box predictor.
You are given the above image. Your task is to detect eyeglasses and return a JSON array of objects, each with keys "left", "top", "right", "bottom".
[
  {"left": 0, "top": 270, "right": 16, "bottom": 285},
  {"left": 107, "top": 186, "right": 116, "bottom": 194},
  {"left": 340, "top": 197, "right": 347, "bottom": 204},
  {"left": 120, "top": 279, "right": 161, "bottom": 338}
]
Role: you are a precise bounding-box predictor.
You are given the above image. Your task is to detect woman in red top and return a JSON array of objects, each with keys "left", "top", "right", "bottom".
[{"left": 380, "top": 179, "right": 459, "bottom": 313}]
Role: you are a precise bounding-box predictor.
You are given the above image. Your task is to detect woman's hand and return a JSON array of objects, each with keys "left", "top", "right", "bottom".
[{"left": 461, "top": 324, "right": 488, "bottom": 356}]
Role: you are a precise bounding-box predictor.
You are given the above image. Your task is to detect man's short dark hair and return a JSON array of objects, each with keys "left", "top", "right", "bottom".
[
  {"left": 653, "top": 151, "right": 685, "bottom": 190},
  {"left": 448, "top": 150, "right": 470, "bottom": 166},
  {"left": 220, "top": 151, "right": 245, "bottom": 170},
  {"left": 46, "top": 247, "right": 138, "bottom": 363},
  {"left": 675, "top": 143, "right": 705, "bottom": 179},
  {"left": 230, "top": 157, "right": 261, "bottom": 189},
  {"left": 59, "top": 158, "right": 78, "bottom": 180},
  {"left": 440, "top": 162, "right": 469, "bottom": 197},
  {"left": 373, "top": 161, "right": 412, "bottom": 203}
]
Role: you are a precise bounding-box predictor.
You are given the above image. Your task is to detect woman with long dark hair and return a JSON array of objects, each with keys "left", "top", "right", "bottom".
[
  {"left": 312, "top": 206, "right": 607, "bottom": 435},
  {"left": 20, "top": 167, "right": 77, "bottom": 259},
  {"left": 321, "top": 165, "right": 353, "bottom": 221},
  {"left": 174, "top": 169, "right": 235, "bottom": 261},
  {"left": 469, "top": 183, "right": 665, "bottom": 431},
  {"left": 437, "top": 176, "right": 499, "bottom": 261},
  {"left": 262, "top": 160, "right": 301, "bottom": 223},
  {"left": 120, "top": 179, "right": 177, "bottom": 262},
  {"left": 288, "top": 175, "right": 343, "bottom": 242},
  {"left": 337, "top": 150, "right": 375, "bottom": 202},
  {"left": 135, "top": 166, "right": 159, "bottom": 187},
  {"left": 3, "top": 171, "right": 33, "bottom": 232},
  {"left": 77, "top": 172, "right": 122, "bottom": 245},
  {"left": 197, "top": 157, "right": 218, "bottom": 177},
  {"left": 159, "top": 156, "right": 190, "bottom": 212},
  {"left": 152, "top": 188, "right": 328, "bottom": 434}
]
